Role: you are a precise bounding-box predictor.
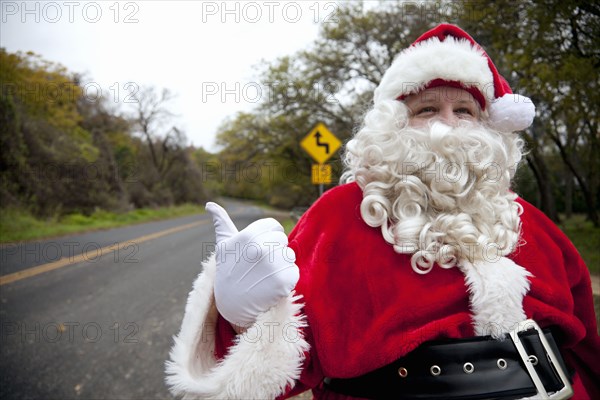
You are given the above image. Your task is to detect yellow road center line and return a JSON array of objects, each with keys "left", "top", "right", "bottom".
[{"left": 0, "top": 219, "right": 209, "bottom": 286}]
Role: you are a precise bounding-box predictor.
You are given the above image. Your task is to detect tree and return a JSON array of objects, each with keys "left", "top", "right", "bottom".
[
  {"left": 214, "top": 2, "right": 444, "bottom": 207},
  {"left": 215, "top": 112, "right": 318, "bottom": 207},
  {"left": 130, "top": 86, "right": 178, "bottom": 176},
  {"left": 1, "top": 49, "right": 206, "bottom": 215},
  {"left": 0, "top": 49, "right": 102, "bottom": 215},
  {"left": 125, "top": 86, "right": 206, "bottom": 207},
  {"left": 459, "top": 0, "right": 600, "bottom": 225}
]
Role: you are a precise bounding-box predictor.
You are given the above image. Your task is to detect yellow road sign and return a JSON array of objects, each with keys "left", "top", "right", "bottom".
[
  {"left": 311, "top": 164, "right": 332, "bottom": 184},
  {"left": 300, "top": 122, "right": 341, "bottom": 164}
]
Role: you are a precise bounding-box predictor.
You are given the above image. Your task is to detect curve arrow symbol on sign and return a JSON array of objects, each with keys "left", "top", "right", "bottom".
[{"left": 314, "top": 131, "right": 330, "bottom": 154}]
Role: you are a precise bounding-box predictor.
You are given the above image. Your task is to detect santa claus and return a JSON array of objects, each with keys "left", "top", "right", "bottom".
[{"left": 165, "top": 24, "right": 600, "bottom": 399}]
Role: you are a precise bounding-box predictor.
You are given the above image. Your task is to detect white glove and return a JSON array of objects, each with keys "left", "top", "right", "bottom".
[{"left": 206, "top": 202, "right": 299, "bottom": 327}]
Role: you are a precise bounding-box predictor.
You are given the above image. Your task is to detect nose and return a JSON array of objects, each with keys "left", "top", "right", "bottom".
[{"left": 438, "top": 106, "right": 459, "bottom": 126}]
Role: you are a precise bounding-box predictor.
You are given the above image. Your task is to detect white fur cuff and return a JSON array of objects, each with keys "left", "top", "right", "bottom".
[{"left": 165, "top": 254, "right": 309, "bottom": 399}]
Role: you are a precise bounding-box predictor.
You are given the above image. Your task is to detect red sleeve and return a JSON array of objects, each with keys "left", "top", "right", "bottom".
[
  {"left": 214, "top": 313, "right": 237, "bottom": 360},
  {"left": 275, "top": 324, "right": 324, "bottom": 399}
]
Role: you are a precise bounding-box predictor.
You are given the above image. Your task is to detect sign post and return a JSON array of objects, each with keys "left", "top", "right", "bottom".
[{"left": 300, "top": 122, "right": 341, "bottom": 196}]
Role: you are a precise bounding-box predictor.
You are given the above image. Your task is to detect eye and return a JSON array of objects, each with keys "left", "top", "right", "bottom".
[
  {"left": 416, "top": 106, "right": 437, "bottom": 115},
  {"left": 455, "top": 107, "right": 474, "bottom": 116}
]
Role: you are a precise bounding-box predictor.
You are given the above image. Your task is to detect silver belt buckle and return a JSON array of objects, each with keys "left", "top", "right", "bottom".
[{"left": 509, "top": 320, "right": 573, "bottom": 400}]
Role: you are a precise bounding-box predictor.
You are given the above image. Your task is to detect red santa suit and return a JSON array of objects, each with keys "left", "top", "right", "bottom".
[
  {"left": 287, "top": 182, "right": 600, "bottom": 398},
  {"left": 165, "top": 182, "right": 599, "bottom": 399}
]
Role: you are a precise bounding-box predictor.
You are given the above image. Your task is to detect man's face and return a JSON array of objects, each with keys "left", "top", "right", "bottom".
[{"left": 404, "top": 86, "right": 481, "bottom": 128}]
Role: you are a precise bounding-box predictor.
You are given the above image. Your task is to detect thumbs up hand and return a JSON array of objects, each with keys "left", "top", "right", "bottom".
[{"left": 206, "top": 202, "right": 300, "bottom": 327}]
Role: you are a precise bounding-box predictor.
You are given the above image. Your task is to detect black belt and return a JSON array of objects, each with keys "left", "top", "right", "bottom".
[{"left": 324, "top": 320, "right": 574, "bottom": 399}]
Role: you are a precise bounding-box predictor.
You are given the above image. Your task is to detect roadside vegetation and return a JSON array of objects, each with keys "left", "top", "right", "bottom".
[
  {"left": 558, "top": 215, "right": 600, "bottom": 276},
  {"left": 0, "top": 204, "right": 204, "bottom": 243}
]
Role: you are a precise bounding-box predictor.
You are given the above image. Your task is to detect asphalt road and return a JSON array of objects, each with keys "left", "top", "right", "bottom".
[{"left": 0, "top": 198, "right": 283, "bottom": 400}]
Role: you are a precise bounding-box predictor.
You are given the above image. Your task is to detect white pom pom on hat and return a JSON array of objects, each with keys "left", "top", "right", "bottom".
[
  {"left": 488, "top": 93, "right": 536, "bottom": 132},
  {"left": 375, "top": 24, "right": 536, "bottom": 132}
]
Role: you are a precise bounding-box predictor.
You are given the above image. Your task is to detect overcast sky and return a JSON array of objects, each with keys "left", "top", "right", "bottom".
[{"left": 0, "top": 0, "right": 358, "bottom": 151}]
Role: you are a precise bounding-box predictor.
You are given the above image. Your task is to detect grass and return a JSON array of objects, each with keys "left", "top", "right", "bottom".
[
  {"left": 557, "top": 214, "right": 600, "bottom": 276},
  {"left": 0, "top": 204, "right": 205, "bottom": 243},
  {"left": 558, "top": 215, "right": 600, "bottom": 332},
  {"left": 0, "top": 199, "right": 291, "bottom": 244},
  {"left": 280, "top": 218, "right": 297, "bottom": 235}
]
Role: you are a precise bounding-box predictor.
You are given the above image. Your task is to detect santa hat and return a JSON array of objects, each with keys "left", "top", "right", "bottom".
[{"left": 374, "top": 24, "right": 535, "bottom": 132}]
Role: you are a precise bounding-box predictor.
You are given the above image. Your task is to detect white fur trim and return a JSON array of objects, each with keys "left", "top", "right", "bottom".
[
  {"left": 375, "top": 36, "right": 494, "bottom": 105},
  {"left": 460, "top": 257, "right": 532, "bottom": 339},
  {"left": 488, "top": 94, "right": 536, "bottom": 132},
  {"left": 165, "top": 254, "right": 309, "bottom": 399}
]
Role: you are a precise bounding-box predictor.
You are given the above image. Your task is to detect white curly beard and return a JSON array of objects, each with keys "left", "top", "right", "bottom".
[{"left": 341, "top": 99, "right": 524, "bottom": 274}]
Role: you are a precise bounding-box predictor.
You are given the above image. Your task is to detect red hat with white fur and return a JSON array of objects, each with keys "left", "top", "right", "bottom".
[{"left": 374, "top": 24, "right": 535, "bottom": 132}]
